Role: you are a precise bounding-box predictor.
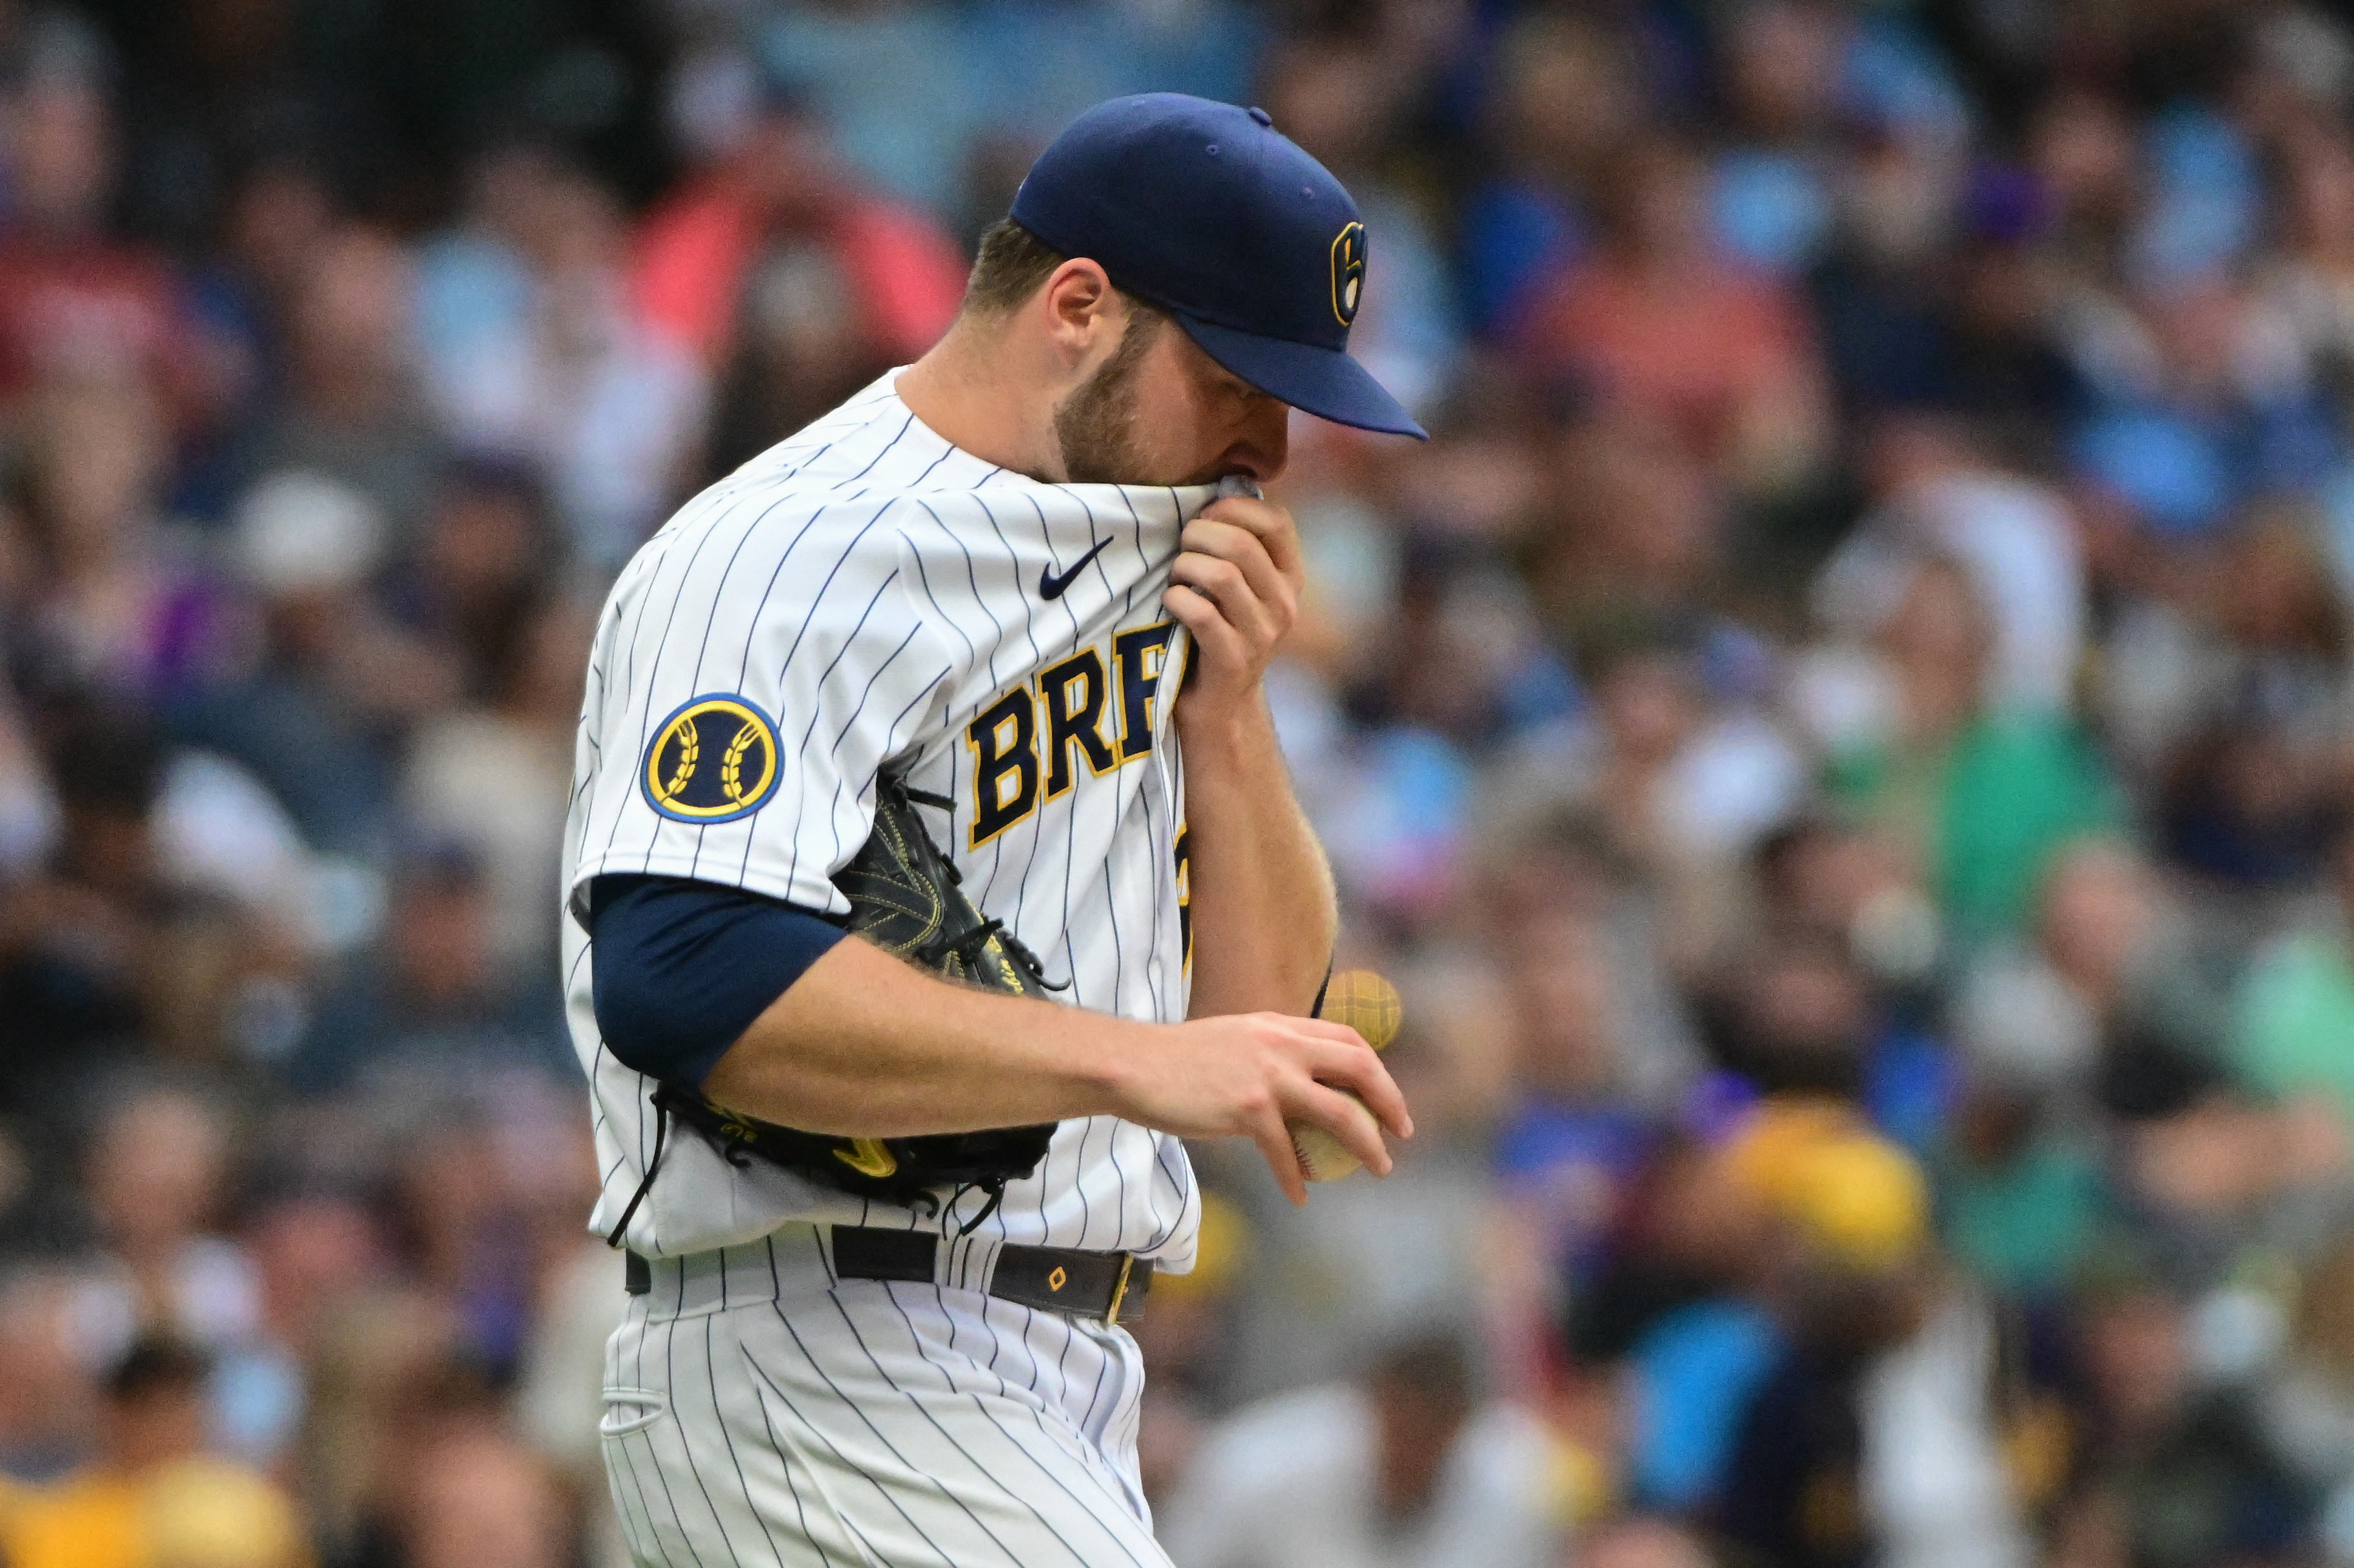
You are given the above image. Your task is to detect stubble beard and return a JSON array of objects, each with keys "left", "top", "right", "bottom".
[{"left": 1054, "top": 308, "right": 1162, "bottom": 485}]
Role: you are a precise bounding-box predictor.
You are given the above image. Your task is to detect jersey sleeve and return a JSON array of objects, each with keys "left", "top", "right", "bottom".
[{"left": 568, "top": 500, "right": 960, "bottom": 915}]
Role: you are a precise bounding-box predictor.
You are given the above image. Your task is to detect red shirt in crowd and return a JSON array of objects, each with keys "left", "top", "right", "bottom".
[
  {"left": 631, "top": 176, "right": 967, "bottom": 370},
  {"left": 0, "top": 235, "right": 193, "bottom": 406},
  {"left": 1515, "top": 255, "right": 1818, "bottom": 462}
]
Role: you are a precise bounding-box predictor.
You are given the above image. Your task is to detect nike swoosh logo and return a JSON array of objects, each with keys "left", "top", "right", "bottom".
[{"left": 1039, "top": 537, "right": 1113, "bottom": 601}]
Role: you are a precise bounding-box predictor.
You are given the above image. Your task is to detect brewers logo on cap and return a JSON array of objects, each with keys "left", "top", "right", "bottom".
[
  {"left": 641, "top": 694, "right": 781, "bottom": 823},
  {"left": 1329, "top": 222, "right": 1366, "bottom": 326}
]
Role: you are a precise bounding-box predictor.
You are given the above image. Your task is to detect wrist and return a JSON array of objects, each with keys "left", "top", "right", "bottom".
[
  {"left": 1173, "top": 684, "right": 1276, "bottom": 767},
  {"left": 1077, "top": 1015, "right": 1165, "bottom": 1120}
]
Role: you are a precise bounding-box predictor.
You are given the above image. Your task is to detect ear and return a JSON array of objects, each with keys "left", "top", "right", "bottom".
[{"left": 1037, "top": 258, "right": 1119, "bottom": 367}]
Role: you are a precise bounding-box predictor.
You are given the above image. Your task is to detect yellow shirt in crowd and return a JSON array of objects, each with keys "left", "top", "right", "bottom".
[{"left": 0, "top": 1457, "right": 309, "bottom": 1568}]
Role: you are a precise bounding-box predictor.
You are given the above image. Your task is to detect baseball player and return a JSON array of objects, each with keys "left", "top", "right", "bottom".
[{"left": 560, "top": 94, "right": 1425, "bottom": 1567}]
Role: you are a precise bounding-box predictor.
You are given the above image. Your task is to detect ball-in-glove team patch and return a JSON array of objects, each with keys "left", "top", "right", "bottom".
[
  {"left": 1329, "top": 220, "right": 1366, "bottom": 326},
  {"left": 641, "top": 694, "right": 781, "bottom": 823}
]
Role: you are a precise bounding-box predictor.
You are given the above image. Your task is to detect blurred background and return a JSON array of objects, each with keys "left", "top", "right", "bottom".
[{"left": 15, "top": 1, "right": 2354, "bottom": 1566}]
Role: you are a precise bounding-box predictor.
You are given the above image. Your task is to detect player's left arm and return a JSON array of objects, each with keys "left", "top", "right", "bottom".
[{"left": 1163, "top": 493, "right": 1337, "bottom": 1018}]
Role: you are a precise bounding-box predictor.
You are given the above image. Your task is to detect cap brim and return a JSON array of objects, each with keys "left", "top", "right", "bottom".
[{"left": 1173, "top": 315, "right": 1428, "bottom": 440}]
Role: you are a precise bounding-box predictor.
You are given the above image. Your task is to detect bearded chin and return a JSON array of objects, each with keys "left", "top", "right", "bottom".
[{"left": 1054, "top": 314, "right": 1157, "bottom": 484}]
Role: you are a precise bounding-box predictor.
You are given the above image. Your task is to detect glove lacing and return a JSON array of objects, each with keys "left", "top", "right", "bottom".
[{"left": 902, "top": 786, "right": 1068, "bottom": 991}]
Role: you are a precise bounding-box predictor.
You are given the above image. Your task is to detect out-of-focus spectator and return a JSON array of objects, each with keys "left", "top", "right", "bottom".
[
  {"left": 393, "top": 1425, "right": 568, "bottom": 1568},
  {"left": 511, "top": 1233, "right": 628, "bottom": 1568},
  {"left": 1706, "top": 2, "right": 1845, "bottom": 281},
  {"left": 1458, "top": 15, "right": 1636, "bottom": 336},
  {"left": 79, "top": 1085, "right": 256, "bottom": 1348},
  {"left": 378, "top": 457, "right": 562, "bottom": 705},
  {"left": 286, "top": 845, "right": 570, "bottom": 1096},
  {"left": 1537, "top": 624, "right": 1807, "bottom": 919},
  {"left": 399, "top": 593, "right": 593, "bottom": 971},
  {"left": 296, "top": 1287, "right": 463, "bottom": 1559},
  {"left": 2061, "top": 1277, "right": 2315, "bottom": 1568},
  {"left": 9, "top": 367, "right": 230, "bottom": 703},
  {"left": 231, "top": 1187, "right": 386, "bottom": 1473},
  {"left": 1577, "top": 1515, "right": 1718, "bottom": 1568},
  {"left": 0, "top": 1266, "right": 101, "bottom": 1481},
  {"left": 1816, "top": 416, "right": 2086, "bottom": 718},
  {"left": 633, "top": 81, "right": 964, "bottom": 474},
  {"left": 0, "top": 1336, "right": 307, "bottom": 1568},
  {"left": 2236, "top": 817, "right": 2354, "bottom": 1133},
  {"left": 1814, "top": 554, "right": 2117, "bottom": 947},
  {"left": 2150, "top": 508, "right": 2353, "bottom": 892},
  {"left": 1527, "top": 415, "right": 1722, "bottom": 642},
  {"left": 1955, "top": 840, "right": 2225, "bottom": 1121},
  {"left": 2257, "top": 1232, "right": 2354, "bottom": 1538},
  {"left": 0, "top": 706, "right": 176, "bottom": 1062},
  {"left": 1159, "top": 1330, "right": 1568, "bottom": 1568},
  {"left": 1513, "top": 137, "right": 1832, "bottom": 497},
  {"left": 174, "top": 469, "right": 432, "bottom": 854},
  {"left": 0, "top": 61, "right": 197, "bottom": 416},
  {"left": 1708, "top": 1103, "right": 2036, "bottom": 1568},
  {"left": 416, "top": 149, "right": 703, "bottom": 571},
  {"left": 244, "top": 228, "right": 446, "bottom": 537}
]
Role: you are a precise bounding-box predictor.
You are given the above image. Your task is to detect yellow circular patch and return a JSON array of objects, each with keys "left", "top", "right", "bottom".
[{"left": 641, "top": 694, "right": 781, "bottom": 823}]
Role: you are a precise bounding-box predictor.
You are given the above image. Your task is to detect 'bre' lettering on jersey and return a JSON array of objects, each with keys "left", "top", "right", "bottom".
[
  {"left": 559, "top": 372, "right": 1215, "bottom": 1280},
  {"left": 964, "top": 620, "right": 1179, "bottom": 845}
]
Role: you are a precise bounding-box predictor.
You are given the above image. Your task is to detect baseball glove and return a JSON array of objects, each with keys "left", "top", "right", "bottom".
[{"left": 610, "top": 771, "right": 1060, "bottom": 1243}]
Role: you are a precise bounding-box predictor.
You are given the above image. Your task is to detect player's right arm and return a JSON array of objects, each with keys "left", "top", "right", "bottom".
[
  {"left": 578, "top": 501, "right": 1402, "bottom": 1202},
  {"left": 695, "top": 933, "right": 1408, "bottom": 1205},
  {"left": 588, "top": 861, "right": 1410, "bottom": 1205}
]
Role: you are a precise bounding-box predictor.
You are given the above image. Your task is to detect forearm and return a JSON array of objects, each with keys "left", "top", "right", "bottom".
[
  {"left": 701, "top": 888, "right": 1407, "bottom": 1206},
  {"left": 1178, "top": 694, "right": 1336, "bottom": 1018},
  {"left": 701, "top": 937, "right": 1141, "bottom": 1136}
]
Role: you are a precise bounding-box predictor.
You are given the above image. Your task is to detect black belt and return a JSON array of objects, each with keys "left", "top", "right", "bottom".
[{"left": 624, "top": 1228, "right": 1151, "bottom": 1324}]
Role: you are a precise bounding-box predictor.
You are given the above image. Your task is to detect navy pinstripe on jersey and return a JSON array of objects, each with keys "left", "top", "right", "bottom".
[{"left": 561, "top": 372, "right": 1209, "bottom": 1280}]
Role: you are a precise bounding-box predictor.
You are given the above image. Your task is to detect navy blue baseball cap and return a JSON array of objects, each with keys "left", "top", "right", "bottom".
[{"left": 1011, "top": 94, "right": 1427, "bottom": 440}]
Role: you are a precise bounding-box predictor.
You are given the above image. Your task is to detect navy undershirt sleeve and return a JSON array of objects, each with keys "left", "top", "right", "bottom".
[{"left": 588, "top": 874, "right": 847, "bottom": 1089}]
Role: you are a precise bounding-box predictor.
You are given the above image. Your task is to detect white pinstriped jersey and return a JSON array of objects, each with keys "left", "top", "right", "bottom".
[{"left": 562, "top": 372, "right": 1210, "bottom": 1281}]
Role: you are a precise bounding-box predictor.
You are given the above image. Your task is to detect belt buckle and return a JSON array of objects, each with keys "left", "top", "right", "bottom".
[{"left": 1103, "top": 1253, "right": 1135, "bottom": 1326}]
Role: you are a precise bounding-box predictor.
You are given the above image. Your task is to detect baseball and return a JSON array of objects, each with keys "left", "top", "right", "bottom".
[
  {"left": 1291, "top": 969, "right": 1402, "bottom": 1184},
  {"left": 1292, "top": 1092, "right": 1385, "bottom": 1183},
  {"left": 1320, "top": 967, "right": 1403, "bottom": 1049}
]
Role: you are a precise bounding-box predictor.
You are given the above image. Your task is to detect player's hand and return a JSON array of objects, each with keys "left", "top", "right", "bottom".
[
  {"left": 1112, "top": 1012, "right": 1413, "bottom": 1204},
  {"left": 1163, "top": 496, "right": 1302, "bottom": 719}
]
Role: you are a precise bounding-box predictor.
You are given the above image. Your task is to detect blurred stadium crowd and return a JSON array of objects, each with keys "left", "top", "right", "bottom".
[{"left": 15, "top": 1, "right": 2354, "bottom": 1566}]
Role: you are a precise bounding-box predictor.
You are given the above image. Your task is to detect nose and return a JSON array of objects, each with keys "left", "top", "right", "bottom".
[{"left": 1226, "top": 403, "right": 1291, "bottom": 483}]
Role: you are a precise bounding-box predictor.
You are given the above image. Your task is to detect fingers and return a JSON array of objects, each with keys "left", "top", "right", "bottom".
[
  {"left": 1181, "top": 518, "right": 1295, "bottom": 614},
  {"left": 1296, "top": 1032, "right": 1413, "bottom": 1140},
  {"left": 1286, "top": 1082, "right": 1394, "bottom": 1178},
  {"left": 1167, "top": 548, "right": 1283, "bottom": 649},
  {"left": 1134, "top": 1012, "right": 1414, "bottom": 1199},
  {"left": 1323, "top": 1046, "right": 1414, "bottom": 1140},
  {"left": 1164, "top": 502, "right": 1303, "bottom": 694},
  {"left": 1162, "top": 582, "right": 1247, "bottom": 672},
  {"left": 1201, "top": 496, "right": 1304, "bottom": 584},
  {"left": 1247, "top": 1114, "right": 1311, "bottom": 1205}
]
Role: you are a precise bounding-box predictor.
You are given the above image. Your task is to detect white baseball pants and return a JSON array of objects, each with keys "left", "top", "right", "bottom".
[{"left": 598, "top": 1228, "right": 1173, "bottom": 1568}]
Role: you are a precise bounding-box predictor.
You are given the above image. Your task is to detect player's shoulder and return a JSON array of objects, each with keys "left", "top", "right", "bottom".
[
  {"left": 656, "top": 380, "right": 1027, "bottom": 550},
  {"left": 726, "top": 378, "right": 921, "bottom": 490},
  {"left": 616, "top": 400, "right": 903, "bottom": 568},
  {"left": 725, "top": 373, "right": 1020, "bottom": 505}
]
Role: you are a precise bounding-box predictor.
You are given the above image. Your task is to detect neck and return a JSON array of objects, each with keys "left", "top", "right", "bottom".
[{"left": 895, "top": 316, "right": 1069, "bottom": 482}]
